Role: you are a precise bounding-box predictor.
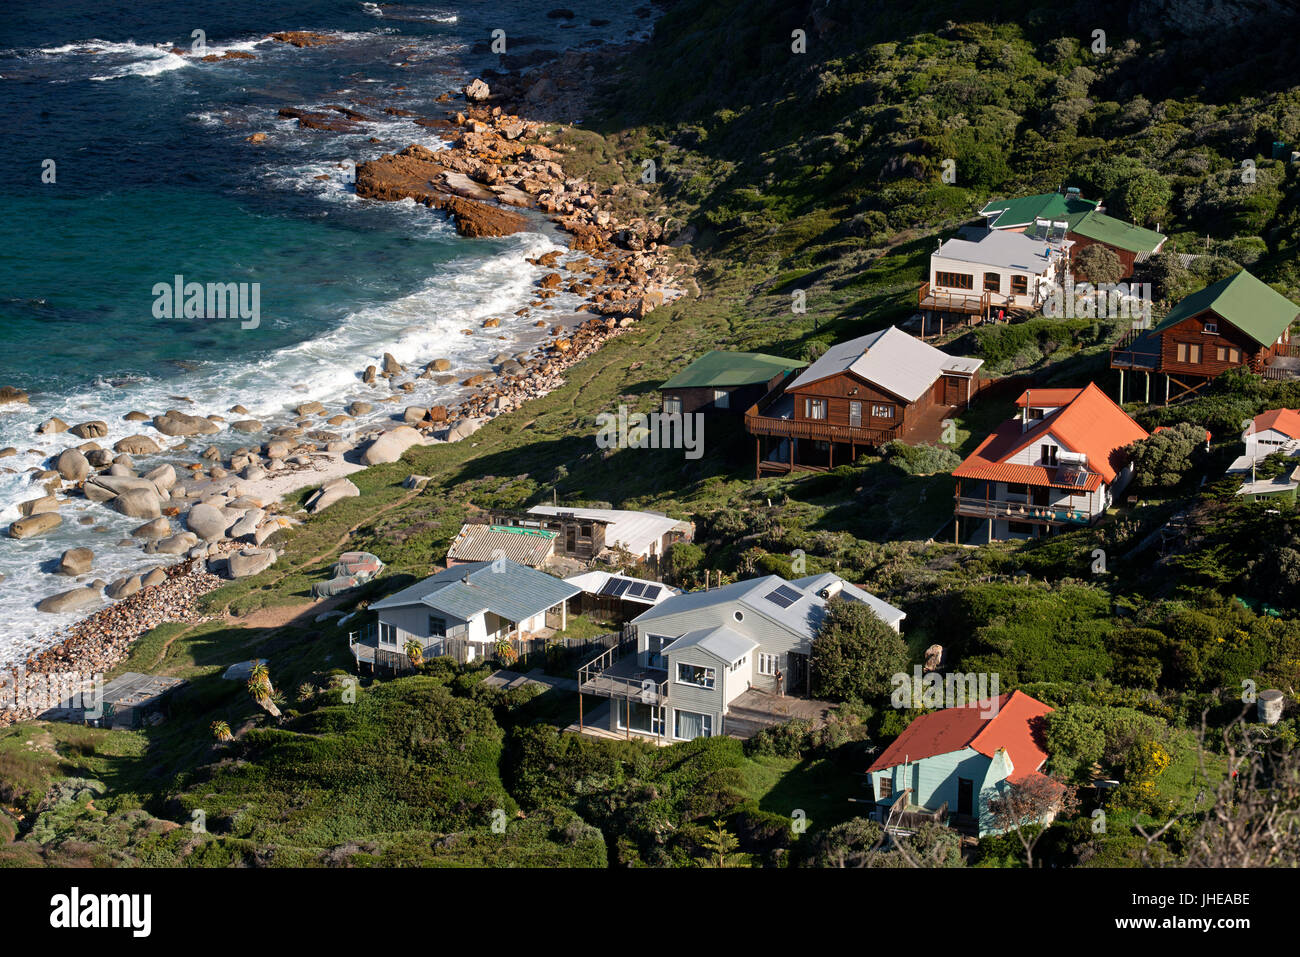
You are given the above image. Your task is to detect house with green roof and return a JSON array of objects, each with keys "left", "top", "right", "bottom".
[
  {"left": 981, "top": 189, "right": 1166, "bottom": 279},
  {"left": 658, "top": 350, "right": 807, "bottom": 415},
  {"left": 1110, "top": 269, "right": 1300, "bottom": 403}
]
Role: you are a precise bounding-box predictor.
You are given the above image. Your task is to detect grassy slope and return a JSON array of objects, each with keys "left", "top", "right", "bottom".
[{"left": 5, "top": 0, "right": 1300, "bottom": 866}]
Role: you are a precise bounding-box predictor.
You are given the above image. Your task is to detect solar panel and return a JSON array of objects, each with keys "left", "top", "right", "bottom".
[
  {"left": 1058, "top": 467, "right": 1091, "bottom": 488},
  {"left": 625, "top": 582, "right": 647, "bottom": 598},
  {"left": 608, "top": 578, "right": 633, "bottom": 598},
  {"left": 642, "top": 585, "right": 661, "bottom": 601},
  {"left": 764, "top": 584, "right": 804, "bottom": 609}
]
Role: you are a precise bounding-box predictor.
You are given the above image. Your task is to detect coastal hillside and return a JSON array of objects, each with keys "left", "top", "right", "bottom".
[{"left": 3, "top": 0, "right": 1300, "bottom": 870}]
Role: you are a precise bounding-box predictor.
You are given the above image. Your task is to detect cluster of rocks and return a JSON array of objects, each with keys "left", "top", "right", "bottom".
[{"left": 0, "top": 558, "right": 223, "bottom": 728}]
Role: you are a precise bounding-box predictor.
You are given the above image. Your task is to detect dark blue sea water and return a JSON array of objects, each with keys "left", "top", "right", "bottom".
[{"left": 0, "top": 0, "right": 653, "bottom": 653}]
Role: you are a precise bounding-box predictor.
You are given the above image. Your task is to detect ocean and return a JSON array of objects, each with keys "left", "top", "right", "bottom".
[{"left": 0, "top": 0, "right": 654, "bottom": 661}]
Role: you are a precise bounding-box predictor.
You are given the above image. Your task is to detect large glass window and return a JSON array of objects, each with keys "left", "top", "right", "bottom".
[
  {"left": 428, "top": 616, "right": 447, "bottom": 638},
  {"left": 804, "top": 398, "right": 827, "bottom": 420},
  {"left": 674, "top": 710, "right": 713, "bottom": 740},
  {"left": 676, "top": 663, "right": 715, "bottom": 689},
  {"left": 617, "top": 701, "right": 665, "bottom": 736},
  {"left": 379, "top": 623, "right": 398, "bottom": 646}
]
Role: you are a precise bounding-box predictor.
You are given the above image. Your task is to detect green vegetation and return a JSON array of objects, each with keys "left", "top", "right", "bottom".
[{"left": 4, "top": 0, "right": 1300, "bottom": 868}]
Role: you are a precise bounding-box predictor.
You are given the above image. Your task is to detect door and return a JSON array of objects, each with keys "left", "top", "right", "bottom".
[
  {"left": 957, "top": 778, "right": 973, "bottom": 816},
  {"left": 787, "top": 653, "right": 808, "bottom": 693},
  {"left": 848, "top": 401, "right": 862, "bottom": 428}
]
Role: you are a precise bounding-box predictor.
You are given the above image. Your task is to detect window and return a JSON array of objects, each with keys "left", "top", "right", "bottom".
[
  {"left": 1176, "top": 342, "right": 1202, "bottom": 364},
  {"left": 877, "top": 775, "right": 893, "bottom": 800},
  {"left": 728, "top": 656, "right": 748, "bottom": 673},
  {"left": 1005, "top": 483, "right": 1028, "bottom": 496},
  {"left": 849, "top": 400, "right": 862, "bottom": 427},
  {"left": 804, "top": 398, "right": 827, "bottom": 420},
  {"left": 674, "top": 710, "right": 713, "bottom": 740},
  {"left": 871, "top": 404, "right": 894, "bottom": 419},
  {"left": 1010, "top": 275, "right": 1029, "bottom": 296},
  {"left": 733, "top": 609, "right": 744, "bottom": 622},
  {"left": 663, "top": 396, "right": 682, "bottom": 415},
  {"left": 935, "top": 271, "right": 974, "bottom": 290},
  {"left": 428, "top": 616, "right": 447, "bottom": 638},
  {"left": 1203, "top": 321, "right": 1218, "bottom": 334},
  {"left": 758, "top": 653, "right": 781, "bottom": 676},
  {"left": 712, "top": 389, "right": 730, "bottom": 409},
  {"left": 676, "top": 663, "right": 715, "bottom": 689},
  {"left": 580, "top": 523, "right": 593, "bottom": 538},
  {"left": 379, "top": 623, "right": 398, "bottom": 647},
  {"left": 1216, "top": 345, "right": 1241, "bottom": 363},
  {"left": 1041, "top": 444, "right": 1058, "bottom": 466},
  {"left": 983, "top": 272, "right": 1001, "bottom": 293},
  {"left": 647, "top": 635, "right": 669, "bottom": 669},
  {"left": 618, "top": 702, "right": 665, "bottom": 736}
]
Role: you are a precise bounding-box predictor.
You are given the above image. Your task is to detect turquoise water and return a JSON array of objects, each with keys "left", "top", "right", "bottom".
[{"left": 0, "top": 0, "right": 654, "bottom": 655}]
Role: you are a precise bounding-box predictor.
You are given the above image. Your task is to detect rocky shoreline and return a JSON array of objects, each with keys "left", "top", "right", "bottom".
[{"left": 0, "top": 53, "right": 693, "bottom": 702}]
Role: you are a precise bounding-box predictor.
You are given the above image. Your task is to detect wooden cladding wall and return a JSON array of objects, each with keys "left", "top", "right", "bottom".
[
  {"left": 1158, "top": 311, "right": 1277, "bottom": 378},
  {"left": 787, "top": 372, "right": 908, "bottom": 431}
]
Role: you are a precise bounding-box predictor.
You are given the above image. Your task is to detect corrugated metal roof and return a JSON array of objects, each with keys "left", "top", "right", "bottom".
[
  {"left": 1156, "top": 269, "right": 1300, "bottom": 347},
  {"left": 662, "top": 624, "right": 757, "bottom": 663},
  {"left": 786, "top": 326, "right": 983, "bottom": 403},
  {"left": 789, "top": 573, "right": 906, "bottom": 628},
  {"left": 1066, "top": 210, "right": 1166, "bottom": 253},
  {"left": 935, "top": 229, "right": 1056, "bottom": 272},
  {"left": 867, "top": 690, "right": 1053, "bottom": 776},
  {"left": 980, "top": 191, "right": 1097, "bottom": 229},
  {"left": 954, "top": 382, "right": 1147, "bottom": 487},
  {"left": 446, "top": 523, "right": 556, "bottom": 566},
  {"left": 660, "top": 350, "right": 807, "bottom": 389},
  {"left": 371, "top": 559, "right": 579, "bottom": 622},
  {"left": 1255, "top": 408, "right": 1300, "bottom": 439},
  {"left": 527, "top": 505, "right": 690, "bottom": 556},
  {"left": 564, "top": 570, "right": 679, "bottom": 605}
]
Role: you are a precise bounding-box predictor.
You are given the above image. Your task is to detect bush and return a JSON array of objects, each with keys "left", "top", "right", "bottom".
[
  {"left": 1125, "top": 422, "right": 1205, "bottom": 488},
  {"left": 884, "top": 440, "right": 962, "bottom": 476},
  {"left": 810, "top": 596, "right": 909, "bottom": 702},
  {"left": 1074, "top": 244, "right": 1125, "bottom": 285}
]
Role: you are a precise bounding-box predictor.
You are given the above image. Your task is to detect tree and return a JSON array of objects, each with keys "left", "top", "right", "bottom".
[
  {"left": 1116, "top": 169, "right": 1172, "bottom": 226},
  {"left": 699, "top": 819, "right": 743, "bottom": 868},
  {"left": 1125, "top": 422, "right": 1204, "bottom": 488},
  {"left": 1073, "top": 244, "right": 1124, "bottom": 285},
  {"left": 246, "top": 661, "right": 281, "bottom": 718},
  {"left": 405, "top": 639, "right": 425, "bottom": 668},
  {"left": 985, "top": 774, "right": 1077, "bottom": 868},
  {"left": 810, "top": 596, "right": 909, "bottom": 702}
]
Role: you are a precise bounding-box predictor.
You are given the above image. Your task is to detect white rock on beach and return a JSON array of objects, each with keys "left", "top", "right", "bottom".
[
  {"left": 110, "top": 487, "right": 162, "bottom": 520},
  {"left": 36, "top": 584, "right": 102, "bottom": 614},
  {"left": 226, "top": 548, "right": 276, "bottom": 579},
  {"left": 306, "top": 477, "right": 360, "bottom": 514},
  {"left": 186, "top": 503, "right": 230, "bottom": 541},
  {"left": 361, "top": 425, "right": 422, "bottom": 465}
]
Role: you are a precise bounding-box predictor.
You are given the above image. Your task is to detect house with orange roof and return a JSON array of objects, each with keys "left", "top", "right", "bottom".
[
  {"left": 952, "top": 382, "right": 1148, "bottom": 543},
  {"left": 866, "top": 689, "right": 1062, "bottom": 836},
  {"left": 1244, "top": 408, "right": 1300, "bottom": 463}
]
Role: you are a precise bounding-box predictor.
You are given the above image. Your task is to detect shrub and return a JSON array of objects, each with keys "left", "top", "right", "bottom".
[
  {"left": 884, "top": 440, "right": 962, "bottom": 475},
  {"left": 1125, "top": 422, "right": 1205, "bottom": 488},
  {"left": 810, "top": 596, "right": 909, "bottom": 702},
  {"left": 1074, "top": 244, "right": 1124, "bottom": 285}
]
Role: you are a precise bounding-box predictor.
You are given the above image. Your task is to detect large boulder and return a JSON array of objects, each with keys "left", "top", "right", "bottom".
[
  {"left": 153, "top": 410, "right": 220, "bottom": 436},
  {"left": 58, "top": 547, "right": 94, "bottom": 576},
  {"left": 186, "top": 503, "right": 230, "bottom": 541},
  {"left": 38, "top": 417, "right": 69, "bottom": 435},
  {"left": 143, "top": 463, "right": 176, "bottom": 492},
  {"left": 106, "top": 575, "right": 142, "bottom": 600},
  {"left": 154, "top": 532, "right": 198, "bottom": 555},
  {"left": 361, "top": 426, "right": 422, "bottom": 465},
  {"left": 305, "top": 477, "right": 360, "bottom": 514},
  {"left": 447, "top": 417, "right": 486, "bottom": 442},
  {"left": 55, "top": 448, "right": 90, "bottom": 481},
  {"left": 19, "top": 495, "right": 60, "bottom": 517},
  {"left": 464, "top": 77, "right": 490, "bottom": 101},
  {"left": 0, "top": 386, "right": 29, "bottom": 405},
  {"left": 68, "top": 421, "right": 108, "bottom": 440},
  {"left": 131, "top": 517, "right": 172, "bottom": 539},
  {"left": 226, "top": 548, "right": 276, "bottom": 579},
  {"left": 113, "top": 434, "right": 161, "bottom": 455},
  {"left": 9, "top": 512, "right": 62, "bottom": 539},
  {"left": 110, "top": 487, "right": 162, "bottom": 519},
  {"left": 36, "top": 585, "right": 101, "bottom": 614},
  {"left": 229, "top": 508, "right": 266, "bottom": 540}
]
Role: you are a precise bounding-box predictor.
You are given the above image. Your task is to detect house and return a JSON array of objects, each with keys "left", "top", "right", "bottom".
[
  {"left": 952, "top": 383, "right": 1148, "bottom": 542},
  {"left": 45, "top": 672, "right": 187, "bottom": 730},
  {"left": 564, "top": 570, "right": 680, "bottom": 622},
  {"left": 744, "top": 326, "right": 984, "bottom": 477},
  {"left": 1111, "top": 269, "right": 1300, "bottom": 403},
  {"left": 523, "top": 505, "right": 693, "bottom": 562},
  {"left": 1244, "top": 408, "right": 1300, "bottom": 463},
  {"left": 921, "top": 228, "right": 1071, "bottom": 326},
  {"left": 658, "top": 350, "right": 808, "bottom": 415},
  {"left": 980, "top": 189, "right": 1166, "bottom": 279},
  {"left": 446, "top": 523, "right": 557, "bottom": 568},
  {"left": 576, "top": 572, "right": 904, "bottom": 743},
  {"left": 866, "top": 689, "right": 1062, "bottom": 836},
  {"left": 349, "top": 559, "right": 580, "bottom": 671}
]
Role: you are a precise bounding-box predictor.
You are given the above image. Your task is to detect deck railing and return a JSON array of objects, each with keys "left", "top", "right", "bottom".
[
  {"left": 578, "top": 638, "right": 669, "bottom": 705},
  {"left": 955, "top": 496, "right": 1095, "bottom": 525},
  {"left": 919, "top": 281, "right": 992, "bottom": 316},
  {"left": 744, "top": 383, "right": 901, "bottom": 446}
]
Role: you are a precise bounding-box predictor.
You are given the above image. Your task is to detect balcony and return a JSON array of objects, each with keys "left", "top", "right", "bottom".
[
  {"left": 744, "top": 391, "right": 901, "bottom": 448},
  {"left": 955, "top": 495, "right": 1095, "bottom": 525},
  {"left": 578, "top": 641, "right": 668, "bottom": 705},
  {"left": 919, "top": 281, "right": 992, "bottom": 317},
  {"left": 1109, "top": 328, "right": 1161, "bottom": 370}
]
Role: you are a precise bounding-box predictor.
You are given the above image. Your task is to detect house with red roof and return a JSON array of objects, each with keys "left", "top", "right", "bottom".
[
  {"left": 1244, "top": 408, "right": 1300, "bottom": 463},
  {"left": 952, "top": 382, "right": 1148, "bottom": 542},
  {"left": 866, "top": 689, "right": 1061, "bottom": 836}
]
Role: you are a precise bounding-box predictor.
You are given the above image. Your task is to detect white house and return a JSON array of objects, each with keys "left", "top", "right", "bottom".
[
  {"left": 576, "top": 572, "right": 905, "bottom": 742},
  {"left": 927, "top": 228, "right": 1071, "bottom": 313},
  {"left": 351, "top": 559, "right": 580, "bottom": 671},
  {"left": 1243, "top": 408, "right": 1300, "bottom": 463}
]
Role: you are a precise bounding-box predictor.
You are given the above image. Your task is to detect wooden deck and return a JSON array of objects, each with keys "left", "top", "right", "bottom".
[
  {"left": 577, "top": 644, "right": 669, "bottom": 705},
  {"left": 919, "top": 281, "right": 991, "bottom": 317}
]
